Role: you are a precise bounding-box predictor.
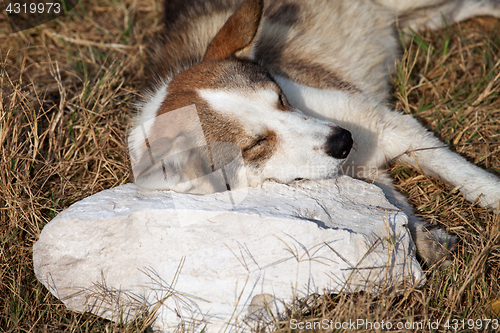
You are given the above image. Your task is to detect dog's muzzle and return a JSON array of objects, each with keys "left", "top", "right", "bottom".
[{"left": 323, "top": 127, "right": 353, "bottom": 159}]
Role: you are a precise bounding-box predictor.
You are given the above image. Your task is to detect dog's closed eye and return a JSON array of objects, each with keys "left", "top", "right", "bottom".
[
  {"left": 241, "top": 130, "right": 277, "bottom": 164},
  {"left": 245, "top": 136, "right": 268, "bottom": 152},
  {"left": 277, "top": 92, "right": 291, "bottom": 110}
]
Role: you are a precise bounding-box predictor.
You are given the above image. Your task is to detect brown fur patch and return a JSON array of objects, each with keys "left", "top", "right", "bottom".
[
  {"left": 254, "top": 41, "right": 361, "bottom": 92},
  {"left": 203, "top": 0, "right": 264, "bottom": 60},
  {"left": 274, "top": 59, "right": 361, "bottom": 92},
  {"left": 241, "top": 129, "right": 278, "bottom": 165}
]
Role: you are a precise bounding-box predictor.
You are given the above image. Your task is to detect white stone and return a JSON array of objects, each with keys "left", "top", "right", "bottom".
[{"left": 33, "top": 176, "right": 425, "bottom": 332}]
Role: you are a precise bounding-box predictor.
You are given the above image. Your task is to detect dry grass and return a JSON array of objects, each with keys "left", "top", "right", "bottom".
[
  {"left": 1, "top": 1, "right": 499, "bottom": 332},
  {"left": 1, "top": 0, "right": 158, "bottom": 331}
]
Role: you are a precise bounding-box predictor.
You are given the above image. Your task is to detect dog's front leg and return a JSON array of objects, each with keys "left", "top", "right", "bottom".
[
  {"left": 343, "top": 101, "right": 500, "bottom": 211},
  {"left": 279, "top": 81, "right": 500, "bottom": 211},
  {"left": 372, "top": 109, "right": 500, "bottom": 212}
]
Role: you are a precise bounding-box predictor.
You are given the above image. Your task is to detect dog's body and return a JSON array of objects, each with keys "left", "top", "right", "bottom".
[{"left": 129, "top": 0, "right": 500, "bottom": 265}]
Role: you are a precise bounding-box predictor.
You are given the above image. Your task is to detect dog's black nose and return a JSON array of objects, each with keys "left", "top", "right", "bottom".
[{"left": 323, "top": 127, "right": 353, "bottom": 159}]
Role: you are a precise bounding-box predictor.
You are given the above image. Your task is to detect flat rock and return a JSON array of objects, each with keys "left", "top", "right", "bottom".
[{"left": 33, "top": 176, "right": 425, "bottom": 332}]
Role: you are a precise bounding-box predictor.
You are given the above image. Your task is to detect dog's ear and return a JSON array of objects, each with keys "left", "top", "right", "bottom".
[{"left": 203, "top": 0, "right": 263, "bottom": 61}]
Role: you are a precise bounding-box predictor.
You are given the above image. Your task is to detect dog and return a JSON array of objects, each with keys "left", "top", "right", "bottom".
[{"left": 128, "top": 0, "right": 500, "bottom": 266}]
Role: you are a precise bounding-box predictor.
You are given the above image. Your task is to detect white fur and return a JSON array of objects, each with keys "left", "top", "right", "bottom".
[
  {"left": 128, "top": 80, "right": 169, "bottom": 164},
  {"left": 197, "top": 88, "right": 346, "bottom": 185}
]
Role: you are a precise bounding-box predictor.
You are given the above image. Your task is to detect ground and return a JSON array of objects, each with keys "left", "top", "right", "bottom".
[{"left": 1, "top": 0, "right": 499, "bottom": 331}]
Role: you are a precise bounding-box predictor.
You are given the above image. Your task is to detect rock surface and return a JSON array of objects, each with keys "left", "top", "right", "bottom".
[{"left": 33, "top": 176, "right": 425, "bottom": 332}]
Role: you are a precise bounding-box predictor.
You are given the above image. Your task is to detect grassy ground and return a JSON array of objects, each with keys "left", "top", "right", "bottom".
[{"left": 1, "top": 0, "right": 499, "bottom": 332}]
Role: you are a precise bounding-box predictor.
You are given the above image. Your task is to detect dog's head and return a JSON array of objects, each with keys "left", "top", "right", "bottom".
[{"left": 129, "top": 0, "right": 353, "bottom": 193}]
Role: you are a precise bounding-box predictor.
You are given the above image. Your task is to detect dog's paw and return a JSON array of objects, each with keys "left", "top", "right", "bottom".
[
  {"left": 460, "top": 173, "right": 500, "bottom": 213},
  {"left": 464, "top": 189, "right": 500, "bottom": 213},
  {"left": 413, "top": 223, "right": 458, "bottom": 268}
]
